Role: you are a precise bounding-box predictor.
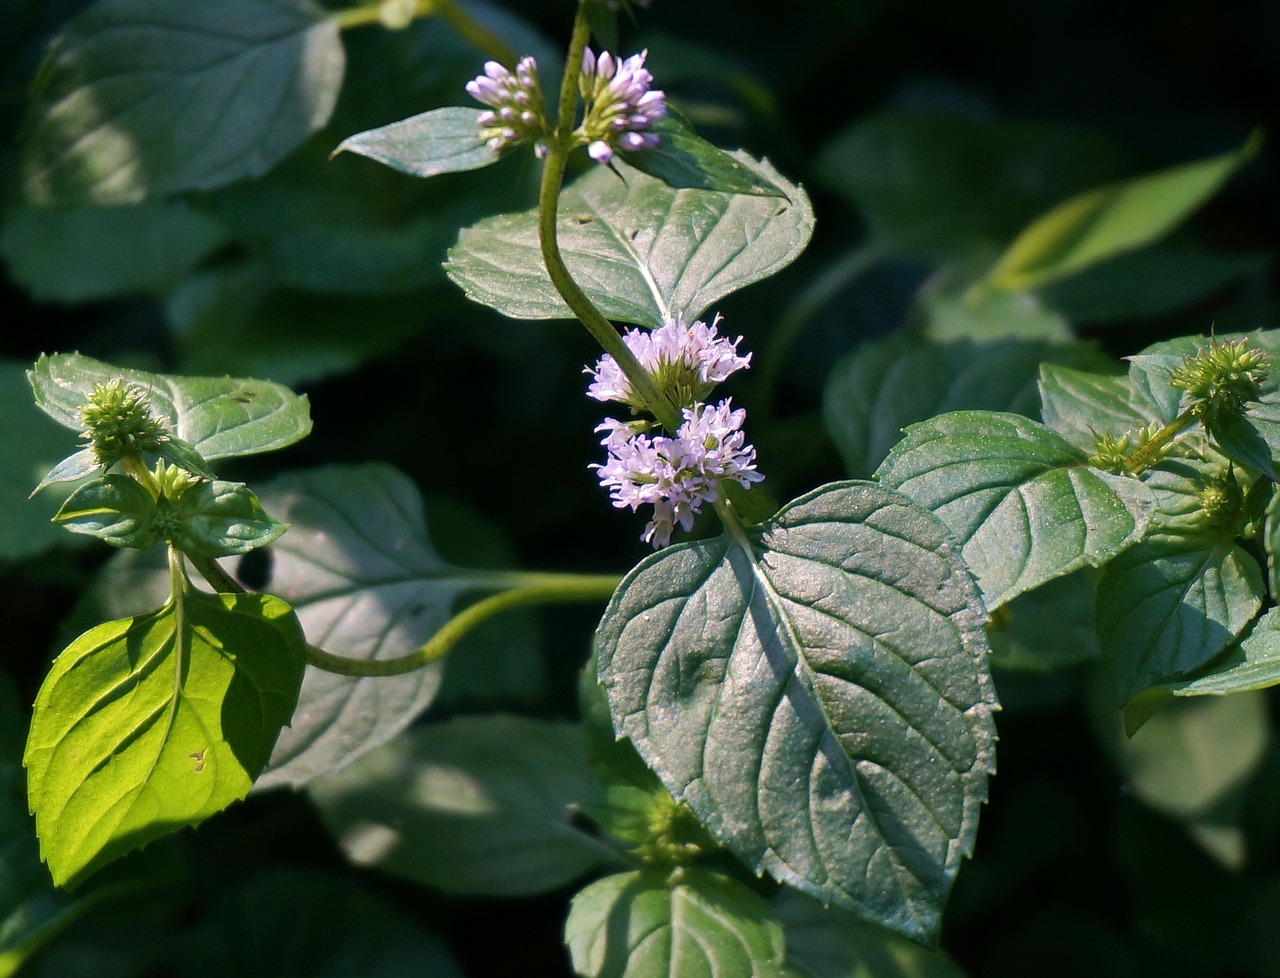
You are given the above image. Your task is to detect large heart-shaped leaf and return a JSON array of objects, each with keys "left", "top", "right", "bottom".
[
  {"left": 565, "top": 869, "right": 785, "bottom": 978},
  {"left": 445, "top": 154, "right": 813, "bottom": 326},
  {"left": 24, "top": 583, "right": 305, "bottom": 887},
  {"left": 28, "top": 353, "right": 312, "bottom": 463},
  {"left": 596, "top": 482, "right": 997, "bottom": 943},
  {"left": 21, "top": 0, "right": 345, "bottom": 204},
  {"left": 876, "top": 411, "right": 1153, "bottom": 610},
  {"left": 308, "top": 715, "right": 620, "bottom": 896}
]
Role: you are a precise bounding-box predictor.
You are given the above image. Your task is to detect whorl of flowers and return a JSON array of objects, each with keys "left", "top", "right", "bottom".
[
  {"left": 588, "top": 316, "right": 761, "bottom": 548},
  {"left": 78, "top": 379, "right": 170, "bottom": 467},
  {"left": 577, "top": 48, "right": 666, "bottom": 164},
  {"left": 466, "top": 56, "right": 549, "bottom": 157}
]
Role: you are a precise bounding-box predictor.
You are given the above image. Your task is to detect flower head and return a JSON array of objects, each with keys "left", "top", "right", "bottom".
[
  {"left": 1169, "top": 336, "right": 1273, "bottom": 424},
  {"left": 78, "top": 379, "right": 170, "bottom": 467},
  {"left": 577, "top": 48, "right": 666, "bottom": 164},
  {"left": 587, "top": 315, "right": 751, "bottom": 410},
  {"left": 466, "top": 56, "right": 549, "bottom": 157}
]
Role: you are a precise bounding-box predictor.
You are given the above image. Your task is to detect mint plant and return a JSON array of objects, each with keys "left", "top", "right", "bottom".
[{"left": 2, "top": 0, "right": 1276, "bottom": 975}]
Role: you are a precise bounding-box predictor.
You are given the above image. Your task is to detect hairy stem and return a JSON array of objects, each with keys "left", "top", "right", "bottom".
[
  {"left": 302, "top": 572, "right": 621, "bottom": 677},
  {"left": 1123, "top": 407, "right": 1199, "bottom": 473}
]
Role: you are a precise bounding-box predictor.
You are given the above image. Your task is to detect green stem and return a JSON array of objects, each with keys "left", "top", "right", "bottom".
[
  {"left": 190, "top": 555, "right": 246, "bottom": 595},
  {"left": 334, "top": 0, "right": 515, "bottom": 63},
  {"left": 754, "top": 242, "right": 883, "bottom": 420},
  {"left": 536, "top": 7, "right": 682, "bottom": 432},
  {"left": 120, "top": 454, "right": 160, "bottom": 496},
  {"left": 1123, "top": 407, "right": 1199, "bottom": 473},
  {"left": 303, "top": 572, "right": 621, "bottom": 677}
]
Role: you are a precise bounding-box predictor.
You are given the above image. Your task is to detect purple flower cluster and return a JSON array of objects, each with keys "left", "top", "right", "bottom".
[
  {"left": 466, "top": 56, "right": 548, "bottom": 156},
  {"left": 589, "top": 317, "right": 762, "bottom": 548},
  {"left": 578, "top": 49, "right": 666, "bottom": 164}
]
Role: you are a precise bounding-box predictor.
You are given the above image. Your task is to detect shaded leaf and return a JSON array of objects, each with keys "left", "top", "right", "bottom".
[
  {"left": 922, "top": 289, "right": 1071, "bottom": 344},
  {"left": 596, "top": 482, "right": 997, "bottom": 943},
  {"left": 565, "top": 869, "right": 785, "bottom": 978},
  {"left": 985, "top": 132, "right": 1261, "bottom": 293},
  {"left": 28, "top": 353, "right": 312, "bottom": 463},
  {"left": 1149, "top": 607, "right": 1280, "bottom": 700},
  {"left": 25, "top": 585, "right": 305, "bottom": 886},
  {"left": 875, "top": 411, "right": 1153, "bottom": 609},
  {"left": 332, "top": 106, "right": 500, "bottom": 178},
  {"left": 987, "top": 569, "right": 1102, "bottom": 672},
  {"left": 21, "top": 0, "right": 345, "bottom": 204},
  {"left": 309, "top": 715, "right": 620, "bottom": 897},
  {"left": 1037, "top": 363, "right": 1157, "bottom": 454},
  {"left": 446, "top": 153, "right": 813, "bottom": 326},
  {"left": 619, "top": 109, "right": 785, "bottom": 197},
  {"left": 53, "top": 476, "right": 157, "bottom": 549}
]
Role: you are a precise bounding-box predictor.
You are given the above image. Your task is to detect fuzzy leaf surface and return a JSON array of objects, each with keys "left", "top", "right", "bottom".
[
  {"left": 565, "top": 869, "right": 785, "bottom": 978},
  {"left": 28, "top": 353, "right": 312, "bottom": 462},
  {"left": 596, "top": 482, "right": 997, "bottom": 943},
  {"left": 24, "top": 588, "right": 305, "bottom": 887},
  {"left": 446, "top": 154, "right": 813, "bottom": 326},
  {"left": 331, "top": 107, "right": 500, "bottom": 178},
  {"left": 21, "top": 0, "right": 345, "bottom": 204},
  {"left": 876, "top": 411, "right": 1153, "bottom": 610},
  {"left": 309, "top": 715, "right": 619, "bottom": 896}
]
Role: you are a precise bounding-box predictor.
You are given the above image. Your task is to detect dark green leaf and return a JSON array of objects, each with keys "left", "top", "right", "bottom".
[
  {"left": 21, "top": 0, "right": 345, "bottom": 204},
  {"left": 1037, "top": 362, "right": 1156, "bottom": 454},
  {"left": 773, "top": 889, "right": 967, "bottom": 978},
  {"left": 1150, "top": 608, "right": 1280, "bottom": 699},
  {"left": 876, "top": 411, "right": 1153, "bottom": 609},
  {"left": 309, "top": 715, "right": 620, "bottom": 897},
  {"left": 619, "top": 109, "right": 785, "bottom": 197},
  {"left": 446, "top": 154, "right": 813, "bottom": 326},
  {"left": 596, "top": 482, "right": 997, "bottom": 943},
  {"left": 823, "top": 334, "right": 1111, "bottom": 479},
  {"left": 171, "top": 481, "right": 287, "bottom": 558},
  {"left": 565, "top": 869, "right": 785, "bottom": 978},
  {"left": 24, "top": 586, "right": 305, "bottom": 886},
  {"left": 984, "top": 132, "right": 1261, "bottom": 293},
  {"left": 28, "top": 353, "right": 312, "bottom": 462},
  {"left": 0, "top": 200, "right": 229, "bottom": 303},
  {"left": 52, "top": 476, "right": 158, "bottom": 549},
  {"left": 332, "top": 106, "right": 501, "bottom": 178},
  {"left": 922, "top": 289, "right": 1071, "bottom": 343},
  {"left": 987, "top": 569, "right": 1102, "bottom": 672},
  {"left": 1097, "top": 531, "right": 1264, "bottom": 703},
  {"left": 249, "top": 464, "right": 536, "bottom": 788}
]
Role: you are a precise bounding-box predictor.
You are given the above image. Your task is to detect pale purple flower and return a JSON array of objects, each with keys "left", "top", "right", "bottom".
[
  {"left": 593, "top": 400, "right": 762, "bottom": 548},
  {"left": 577, "top": 48, "right": 666, "bottom": 164},
  {"left": 586, "top": 315, "right": 752, "bottom": 410},
  {"left": 466, "top": 56, "right": 548, "bottom": 155}
]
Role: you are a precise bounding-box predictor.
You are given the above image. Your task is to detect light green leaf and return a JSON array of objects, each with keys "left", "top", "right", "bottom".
[
  {"left": 565, "top": 869, "right": 785, "bottom": 978},
  {"left": 772, "top": 890, "right": 967, "bottom": 978},
  {"left": 816, "top": 109, "right": 1129, "bottom": 262},
  {"left": 181, "top": 869, "right": 464, "bottom": 978},
  {"left": 1097, "top": 531, "right": 1264, "bottom": 703},
  {"left": 309, "top": 715, "right": 620, "bottom": 897},
  {"left": 445, "top": 154, "right": 813, "bottom": 326},
  {"left": 922, "top": 290, "right": 1071, "bottom": 344},
  {"left": 619, "top": 109, "right": 785, "bottom": 197},
  {"left": 0, "top": 200, "right": 229, "bottom": 303},
  {"left": 875, "top": 411, "right": 1153, "bottom": 610},
  {"left": 24, "top": 584, "right": 305, "bottom": 887},
  {"left": 984, "top": 132, "right": 1261, "bottom": 293},
  {"left": 823, "top": 334, "right": 1111, "bottom": 479},
  {"left": 32, "top": 450, "right": 99, "bottom": 498},
  {"left": 28, "top": 353, "right": 312, "bottom": 462},
  {"left": 1036, "top": 363, "right": 1155, "bottom": 454},
  {"left": 171, "top": 481, "right": 287, "bottom": 558},
  {"left": 53, "top": 476, "right": 158, "bottom": 549},
  {"left": 248, "top": 464, "right": 530, "bottom": 788},
  {"left": 596, "top": 482, "right": 997, "bottom": 943},
  {"left": 332, "top": 106, "right": 500, "bottom": 178},
  {"left": 21, "top": 0, "right": 345, "bottom": 204}
]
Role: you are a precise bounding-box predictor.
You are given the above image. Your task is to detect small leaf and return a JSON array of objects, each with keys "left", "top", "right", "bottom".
[
  {"left": 32, "top": 449, "right": 99, "bottom": 497},
  {"left": 1097, "top": 531, "right": 1264, "bottom": 703},
  {"left": 24, "top": 586, "right": 305, "bottom": 887},
  {"left": 619, "top": 109, "right": 785, "bottom": 197},
  {"left": 565, "top": 869, "right": 786, "bottom": 978},
  {"left": 21, "top": 0, "right": 345, "bottom": 204},
  {"left": 823, "top": 334, "right": 1111, "bottom": 478},
  {"left": 446, "top": 153, "right": 813, "bottom": 326},
  {"left": 1149, "top": 607, "right": 1280, "bottom": 699},
  {"left": 875, "top": 411, "right": 1153, "bottom": 610},
  {"left": 308, "top": 715, "right": 620, "bottom": 897},
  {"left": 52, "top": 476, "right": 158, "bottom": 549},
  {"left": 596, "top": 482, "right": 997, "bottom": 943},
  {"left": 331, "top": 106, "right": 501, "bottom": 178},
  {"left": 984, "top": 131, "right": 1261, "bottom": 293},
  {"left": 171, "top": 481, "right": 287, "bottom": 558},
  {"left": 28, "top": 354, "right": 312, "bottom": 462}
]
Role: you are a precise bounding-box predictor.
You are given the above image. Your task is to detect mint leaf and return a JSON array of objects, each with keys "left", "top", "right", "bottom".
[
  {"left": 619, "top": 109, "right": 786, "bottom": 197},
  {"left": 332, "top": 107, "right": 501, "bottom": 179}
]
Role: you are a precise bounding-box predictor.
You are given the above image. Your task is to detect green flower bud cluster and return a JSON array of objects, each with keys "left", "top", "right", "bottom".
[
  {"left": 1088, "top": 423, "right": 1170, "bottom": 475},
  {"left": 1196, "top": 468, "right": 1245, "bottom": 530},
  {"left": 77, "top": 379, "right": 170, "bottom": 467},
  {"left": 1170, "top": 337, "right": 1273, "bottom": 425}
]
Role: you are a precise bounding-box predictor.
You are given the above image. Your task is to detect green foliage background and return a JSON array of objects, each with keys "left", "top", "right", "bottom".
[{"left": 2, "top": 0, "right": 1279, "bottom": 975}]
